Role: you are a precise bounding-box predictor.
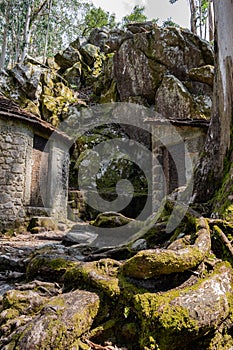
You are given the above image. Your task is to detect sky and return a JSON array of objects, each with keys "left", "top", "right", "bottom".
[{"left": 91, "top": 0, "right": 190, "bottom": 28}]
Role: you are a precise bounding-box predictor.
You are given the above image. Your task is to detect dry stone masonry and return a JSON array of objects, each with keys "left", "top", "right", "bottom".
[{"left": 0, "top": 97, "right": 71, "bottom": 229}]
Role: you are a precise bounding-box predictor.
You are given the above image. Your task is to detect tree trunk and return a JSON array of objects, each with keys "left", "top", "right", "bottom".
[
  {"left": 208, "top": 0, "right": 214, "bottom": 41},
  {"left": 0, "top": 24, "right": 8, "bottom": 71},
  {"left": 20, "top": 1, "right": 33, "bottom": 63},
  {"left": 0, "top": 1, "right": 10, "bottom": 71},
  {"left": 189, "top": 0, "right": 197, "bottom": 34},
  {"left": 194, "top": 0, "right": 233, "bottom": 203},
  {"left": 198, "top": 0, "right": 202, "bottom": 38},
  {"left": 43, "top": 0, "right": 52, "bottom": 63}
]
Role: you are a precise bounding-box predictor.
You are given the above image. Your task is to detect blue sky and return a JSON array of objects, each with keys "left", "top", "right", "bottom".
[{"left": 91, "top": 0, "right": 190, "bottom": 28}]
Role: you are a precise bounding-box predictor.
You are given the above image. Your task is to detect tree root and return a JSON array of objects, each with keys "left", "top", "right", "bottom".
[
  {"left": 122, "top": 217, "right": 211, "bottom": 279},
  {"left": 212, "top": 225, "right": 233, "bottom": 258}
]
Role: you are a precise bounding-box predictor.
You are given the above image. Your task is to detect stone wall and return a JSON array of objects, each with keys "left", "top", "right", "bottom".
[
  {"left": 0, "top": 117, "right": 70, "bottom": 229},
  {"left": 151, "top": 123, "right": 207, "bottom": 211},
  {"left": 48, "top": 143, "right": 69, "bottom": 221},
  {"left": 0, "top": 118, "right": 33, "bottom": 229}
]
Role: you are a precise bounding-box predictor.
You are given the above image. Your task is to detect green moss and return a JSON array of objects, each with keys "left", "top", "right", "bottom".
[
  {"left": 100, "top": 80, "right": 118, "bottom": 103},
  {"left": 26, "top": 255, "right": 77, "bottom": 282},
  {"left": 64, "top": 259, "right": 121, "bottom": 298},
  {"left": 0, "top": 308, "right": 20, "bottom": 322},
  {"left": 120, "top": 262, "right": 231, "bottom": 350},
  {"left": 2, "top": 290, "right": 47, "bottom": 317},
  {"left": 210, "top": 149, "right": 233, "bottom": 221},
  {"left": 41, "top": 81, "right": 77, "bottom": 126},
  {"left": 134, "top": 291, "right": 199, "bottom": 350}
]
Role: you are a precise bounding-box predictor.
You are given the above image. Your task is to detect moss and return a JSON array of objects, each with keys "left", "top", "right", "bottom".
[
  {"left": 2, "top": 290, "right": 47, "bottom": 316},
  {"left": 128, "top": 262, "right": 232, "bottom": 350},
  {"left": 71, "top": 338, "right": 90, "bottom": 349},
  {"left": 91, "top": 212, "right": 133, "bottom": 228},
  {"left": 100, "top": 80, "right": 118, "bottom": 103},
  {"left": 41, "top": 81, "right": 77, "bottom": 126},
  {"left": 210, "top": 151, "right": 233, "bottom": 221},
  {"left": 31, "top": 319, "right": 68, "bottom": 350},
  {"left": 64, "top": 259, "right": 121, "bottom": 298},
  {"left": 122, "top": 245, "right": 206, "bottom": 278},
  {"left": 26, "top": 255, "right": 77, "bottom": 282},
  {"left": 0, "top": 308, "right": 20, "bottom": 322},
  {"left": 211, "top": 226, "right": 233, "bottom": 266},
  {"left": 86, "top": 319, "right": 117, "bottom": 345},
  {"left": 134, "top": 292, "right": 199, "bottom": 350}
]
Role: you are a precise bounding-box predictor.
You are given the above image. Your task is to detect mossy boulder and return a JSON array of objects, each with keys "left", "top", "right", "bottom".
[
  {"left": 113, "top": 26, "right": 213, "bottom": 104},
  {"left": 63, "top": 61, "right": 82, "bottom": 89},
  {"left": 64, "top": 258, "right": 121, "bottom": 298},
  {"left": 0, "top": 289, "right": 48, "bottom": 339},
  {"left": 26, "top": 254, "right": 77, "bottom": 282},
  {"left": 27, "top": 217, "right": 57, "bottom": 233},
  {"left": 91, "top": 212, "right": 134, "bottom": 228},
  {"left": 155, "top": 74, "right": 211, "bottom": 120},
  {"left": 10, "top": 62, "right": 43, "bottom": 101},
  {"left": 80, "top": 43, "right": 101, "bottom": 67},
  {"left": 189, "top": 64, "right": 214, "bottom": 86},
  {"left": 54, "top": 44, "right": 82, "bottom": 70},
  {"left": 113, "top": 35, "right": 166, "bottom": 104},
  {"left": 41, "top": 81, "right": 77, "bottom": 126},
  {"left": 88, "top": 27, "right": 131, "bottom": 53}
]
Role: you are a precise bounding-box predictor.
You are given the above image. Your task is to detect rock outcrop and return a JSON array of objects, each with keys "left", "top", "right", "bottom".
[{"left": 0, "top": 24, "right": 213, "bottom": 122}]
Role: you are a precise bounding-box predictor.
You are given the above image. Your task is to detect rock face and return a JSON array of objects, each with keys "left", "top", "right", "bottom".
[
  {"left": 112, "top": 26, "right": 213, "bottom": 106},
  {"left": 0, "top": 24, "right": 213, "bottom": 122}
]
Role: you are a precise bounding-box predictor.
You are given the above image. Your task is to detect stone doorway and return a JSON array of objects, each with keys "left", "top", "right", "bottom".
[
  {"left": 30, "top": 135, "right": 49, "bottom": 207},
  {"left": 162, "top": 143, "right": 186, "bottom": 194}
]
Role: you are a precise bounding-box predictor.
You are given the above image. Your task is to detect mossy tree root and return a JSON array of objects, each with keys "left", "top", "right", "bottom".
[{"left": 122, "top": 217, "right": 211, "bottom": 279}]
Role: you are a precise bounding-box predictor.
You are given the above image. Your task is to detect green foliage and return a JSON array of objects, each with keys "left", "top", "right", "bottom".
[
  {"left": 122, "top": 5, "right": 147, "bottom": 26},
  {"left": 162, "top": 17, "right": 180, "bottom": 28},
  {"left": 82, "top": 5, "right": 118, "bottom": 37}
]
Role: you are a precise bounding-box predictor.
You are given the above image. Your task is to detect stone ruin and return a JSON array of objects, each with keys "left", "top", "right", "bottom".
[{"left": 0, "top": 96, "right": 71, "bottom": 230}]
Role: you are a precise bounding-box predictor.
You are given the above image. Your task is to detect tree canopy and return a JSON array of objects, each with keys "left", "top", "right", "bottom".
[
  {"left": 121, "top": 5, "right": 148, "bottom": 26},
  {"left": 0, "top": 0, "right": 117, "bottom": 69}
]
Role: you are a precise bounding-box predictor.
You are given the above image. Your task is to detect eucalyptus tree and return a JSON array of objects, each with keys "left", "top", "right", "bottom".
[
  {"left": 0, "top": 0, "right": 11, "bottom": 70},
  {"left": 0, "top": 0, "right": 50, "bottom": 66},
  {"left": 169, "top": 0, "right": 213, "bottom": 40},
  {"left": 0, "top": 0, "right": 118, "bottom": 68},
  {"left": 20, "top": 0, "right": 50, "bottom": 63}
]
